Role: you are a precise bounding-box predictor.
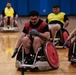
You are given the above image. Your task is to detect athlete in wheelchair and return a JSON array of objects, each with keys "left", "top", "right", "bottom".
[
  {"left": 0, "top": 2, "right": 19, "bottom": 31},
  {"left": 11, "top": 10, "right": 59, "bottom": 72},
  {"left": 46, "top": 4, "right": 69, "bottom": 47},
  {"left": 63, "top": 28, "right": 76, "bottom": 64}
]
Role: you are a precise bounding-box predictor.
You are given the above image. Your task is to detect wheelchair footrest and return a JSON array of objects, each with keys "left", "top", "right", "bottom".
[
  {"left": 0, "top": 27, "right": 19, "bottom": 32},
  {"left": 50, "top": 38, "right": 60, "bottom": 41}
]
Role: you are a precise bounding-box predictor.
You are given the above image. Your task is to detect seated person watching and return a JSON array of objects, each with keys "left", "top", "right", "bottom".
[
  {"left": 46, "top": 4, "right": 69, "bottom": 39},
  {"left": 0, "top": 2, "right": 18, "bottom": 28}
]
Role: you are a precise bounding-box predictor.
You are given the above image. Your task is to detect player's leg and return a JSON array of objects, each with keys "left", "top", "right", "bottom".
[
  {"left": 48, "top": 24, "right": 61, "bottom": 39},
  {"left": 22, "top": 35, "right": 32, "bottom": 54},
  {"left": 10, "top": 16, "right": 13, "bottom": 27},
  {"left": 4, "top": 16, "right": 8, "bottom": 27},
  {"left": 33, "top": 36, "right": 44, "bottom": 54}
]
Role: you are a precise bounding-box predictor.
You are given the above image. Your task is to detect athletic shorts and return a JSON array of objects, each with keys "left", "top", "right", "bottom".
[{"left": 48, "top": 24, "right": 61, "bottom": 30}]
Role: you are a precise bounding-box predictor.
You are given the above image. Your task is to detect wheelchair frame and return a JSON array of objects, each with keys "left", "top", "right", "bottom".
[
  {"left": 51, "top": 28, "right": 70, "bottom": 48},
  {"left": 15, "top": 41, "right": 59, "bottom": 75},
  {"left": 0, "top": 17, "right": 19, "bottom": 32},
  {"left": 69, "top": 35, "right": 76, "bottom": 64}
]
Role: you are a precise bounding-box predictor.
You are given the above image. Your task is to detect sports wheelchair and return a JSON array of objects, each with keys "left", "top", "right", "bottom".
[
  {"left": 51, "top": 28, "right": 71, "bottom": 48},
  {"left": 15, "top": 41, "right": 59, "bottom": 75},
  {"left": 68, "top": 35, "right": 76, "bottom": 65},
  {"left": 0, "top": 17, "right": 19, "bottom": 32}
]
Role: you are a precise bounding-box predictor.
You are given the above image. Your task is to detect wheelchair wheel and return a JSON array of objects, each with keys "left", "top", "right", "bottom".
[
  {"left": 44, "top": 41, "right": 59, "bottom": 69},
  {"left": 56, "top": 28, "right": 71, "bottom": 47},
  {"left": 68, "top": 39, "right": 76, "bottom": 62}
]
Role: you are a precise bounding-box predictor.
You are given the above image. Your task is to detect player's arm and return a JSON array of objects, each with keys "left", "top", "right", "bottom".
[
  {"left": 14, "top": 9, "right": 18, "bottom": 18},
  {"left": 67, "top": 28, "right": 76, "bottom": 40},
  {"left": 39, "top": 25, "right": 50, "bottom": 40},
  {"left": 64, "top": 15, "right": 69, "bottom": 27}
]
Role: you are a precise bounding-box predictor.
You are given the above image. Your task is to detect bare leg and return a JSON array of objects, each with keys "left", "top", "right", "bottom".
[
  {"left": 50, "top": 26, "right": 60, "bottom": 39},
  {"left": 4, "top": 16, "right": 8, "bottom": 27},
  {"left": 10, "top": 17, "right": 13, "bottom": 27},
  {"left": 22, "top": 36, "right": 32, "bottom": 54},
  {"left": 51, "top": 28, "right": 56, "bottom": 39},
  {"left": 33, "top": 36, "right": 44, "bottom": 54}
]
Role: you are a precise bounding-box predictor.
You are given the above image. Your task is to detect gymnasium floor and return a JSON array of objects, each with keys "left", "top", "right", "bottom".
[{"left": 0, "top": 16, "right": 76, "bottom": 75}]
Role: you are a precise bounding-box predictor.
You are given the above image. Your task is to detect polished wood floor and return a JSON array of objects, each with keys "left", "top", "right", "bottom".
[{"left": 0, "top": 16, "right": 76, "bottom": 75}]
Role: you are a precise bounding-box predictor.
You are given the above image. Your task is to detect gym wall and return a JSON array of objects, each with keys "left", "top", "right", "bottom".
[{"left": 0, "top": 0, "right": 76, "bottom": 16}]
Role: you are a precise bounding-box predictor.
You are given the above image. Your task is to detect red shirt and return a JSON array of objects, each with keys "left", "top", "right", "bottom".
[{"left": 23, "top": 19, "right": 49, "bottom": 34}]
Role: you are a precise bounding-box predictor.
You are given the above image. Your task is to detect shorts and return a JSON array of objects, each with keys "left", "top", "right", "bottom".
[{"left": 48, "top": 24, "right": 61, "bottom": 30}]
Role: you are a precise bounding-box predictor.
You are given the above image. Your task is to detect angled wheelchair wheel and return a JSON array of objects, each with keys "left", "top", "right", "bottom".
[
  {"left": 68, "top": 39, "right": 76, "bottom": 62},
  {"left": 56, "top": 28, "right": 71, "bottom": 47},
  {"left": 44, "top": 41, "right": 59, "bottom": 69}
]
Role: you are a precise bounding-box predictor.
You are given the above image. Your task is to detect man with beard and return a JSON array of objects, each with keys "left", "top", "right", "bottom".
[{"left": 12, "top": 10, "right": 50, "bottom": 64}]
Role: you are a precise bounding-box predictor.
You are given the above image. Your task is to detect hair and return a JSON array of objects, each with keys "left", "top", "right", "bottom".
[
  {"left": 53, "top": 4, "right": 60, "bottom": 8},
  {"left": 29, "top": 10, "right": 39, "bottom": 17}
]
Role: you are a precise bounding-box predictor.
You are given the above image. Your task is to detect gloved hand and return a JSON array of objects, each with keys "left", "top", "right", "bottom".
[
  {"left": 63, "top": 39, "right": 68, "bottom": 48},
  {"left": 11, "top": 48, "right": 18, "bottom": 58},
  {"left": 29, "top": 29, "right": 40, "bottom": 36}
]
